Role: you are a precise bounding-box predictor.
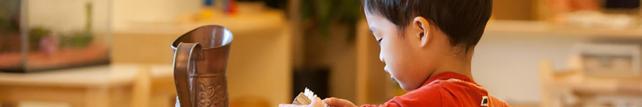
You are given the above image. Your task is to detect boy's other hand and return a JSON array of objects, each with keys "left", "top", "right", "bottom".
[{"left": 323, "top": 97, "right": 357, "bottom": 107}]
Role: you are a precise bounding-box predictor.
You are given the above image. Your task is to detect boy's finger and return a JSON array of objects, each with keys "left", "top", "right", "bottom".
[
  {"left": 322, "top": 98, "right": 338, "bottom": 105},
  {"left": 279, "top": 104, "right": 306, "bottom": 107},
  {"left": 309, "top": 97, "right": 325, "bottom": 107},
  {"left": 323, "top": 97, "right": 349, "bottom": 107}
]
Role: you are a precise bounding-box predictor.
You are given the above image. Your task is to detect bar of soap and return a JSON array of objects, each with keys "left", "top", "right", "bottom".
[
  {"left": 293, "top": 88, "right": 317, "bottom": 105},
  {"left": 280, "top": 88, "right": 323, "bottom": 107}
]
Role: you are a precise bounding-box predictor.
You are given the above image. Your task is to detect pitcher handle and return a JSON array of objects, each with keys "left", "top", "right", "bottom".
[{"left": 173, "top": 42, "right": 201, "bottom": 107}]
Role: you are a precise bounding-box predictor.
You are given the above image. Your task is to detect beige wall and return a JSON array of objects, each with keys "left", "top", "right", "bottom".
[{"left": 473, "top": 30, "right": 585, "bottom": 103}]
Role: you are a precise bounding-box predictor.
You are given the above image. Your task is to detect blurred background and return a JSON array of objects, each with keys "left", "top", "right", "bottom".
[{"left": 1, "top": 0, "right": 642, "bottom": 107}]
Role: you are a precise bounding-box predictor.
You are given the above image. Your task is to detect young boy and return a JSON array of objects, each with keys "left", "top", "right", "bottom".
[{"left": 323, "top": 0, "right": 509, "bottom": 106}]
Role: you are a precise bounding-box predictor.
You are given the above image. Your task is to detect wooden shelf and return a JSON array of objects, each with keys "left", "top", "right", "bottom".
[
  {"left": 113, "top": 4, "right": 286, "bottom": 36},
  {"left": 540, "top": 61, "right": 642, "bottom": 107},
  {"left": 486, "top": 20, "right": 642, "bottom": 39}
]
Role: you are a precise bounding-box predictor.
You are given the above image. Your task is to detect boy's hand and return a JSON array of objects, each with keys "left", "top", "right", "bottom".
[
  {"left": 323, "top": 97, "right": 357, "bottom": 107},
  {"left": 279, "top": 97, "right": 326, "bottom": 107}
]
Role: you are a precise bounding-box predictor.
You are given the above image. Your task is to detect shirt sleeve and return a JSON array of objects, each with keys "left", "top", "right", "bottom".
[{"left": 359, "top": 82, "right": 446, "bottom": 107}]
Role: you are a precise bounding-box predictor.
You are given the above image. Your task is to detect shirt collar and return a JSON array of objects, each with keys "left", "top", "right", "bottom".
[{"left": 423, "top": 72, "right": 476, "bottom": 85}]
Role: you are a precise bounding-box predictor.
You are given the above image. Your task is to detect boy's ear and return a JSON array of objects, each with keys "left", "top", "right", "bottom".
[{"left": 413, "top": 17, "right": 431, "bottom": 47}]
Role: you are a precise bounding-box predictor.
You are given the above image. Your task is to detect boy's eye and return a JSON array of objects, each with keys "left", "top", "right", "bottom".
[{"left": 376, "top": 38, "right": 383, "bottom": 44}]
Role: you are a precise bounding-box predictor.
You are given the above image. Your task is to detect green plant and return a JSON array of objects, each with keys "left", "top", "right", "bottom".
[
  {"left": 60, "top": 31, "right": 93, "bottom": 48},
  {"left": 0, "top": 17, "right": 10, "bottom": 32},
  {"left": 0, "top": 0, "right": 21, "bottom": 34},
  {"left": 28, "top": 27, "right": 51, "bottom": 50},
  {"left": 0, "top": 15, "right": 20, "bottom": 34},
  {"left": 300, "top": 0, "right": 361, "bottom": 41}
]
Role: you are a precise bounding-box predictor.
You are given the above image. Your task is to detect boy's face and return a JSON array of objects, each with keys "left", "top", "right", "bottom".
[{"left": 365, "top": 12, "right": 437, "bottom": 90}]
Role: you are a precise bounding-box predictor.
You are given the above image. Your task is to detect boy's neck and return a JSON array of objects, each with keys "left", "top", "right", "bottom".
[{"left": 430, "top": 48, "right": 474, "bottom": 80}]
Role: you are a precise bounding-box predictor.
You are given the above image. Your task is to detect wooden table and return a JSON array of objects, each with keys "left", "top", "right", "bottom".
[{"left": 0, "top": 64, "right": 176, "bottom": 107}]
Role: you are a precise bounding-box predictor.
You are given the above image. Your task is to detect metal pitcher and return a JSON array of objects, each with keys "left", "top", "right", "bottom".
[{"left": 171, "top": 25, "right": 233, "bottom": 107}]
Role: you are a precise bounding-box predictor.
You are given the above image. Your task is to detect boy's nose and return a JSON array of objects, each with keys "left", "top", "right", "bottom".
[{"left": 379, "top": 53, "right": 385, "bottom": 63}]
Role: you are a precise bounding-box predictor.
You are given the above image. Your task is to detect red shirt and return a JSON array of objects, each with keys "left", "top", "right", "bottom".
[{"left": 362, "top": 72, "right": 510, "bottom": 107}]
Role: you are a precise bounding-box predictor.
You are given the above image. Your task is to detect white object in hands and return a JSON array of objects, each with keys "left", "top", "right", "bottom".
[{"left": 279, "top": 88, "right": 326, "bottom": 107}]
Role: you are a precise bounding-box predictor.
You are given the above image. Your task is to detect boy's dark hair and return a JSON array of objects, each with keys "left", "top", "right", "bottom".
[{"left": 364, "top": 0, "right": 492, "bottom": 50}]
